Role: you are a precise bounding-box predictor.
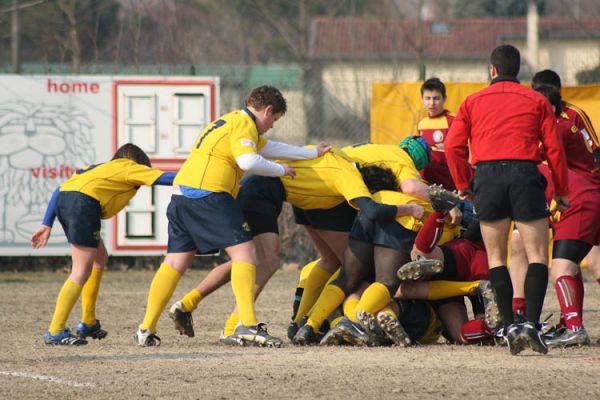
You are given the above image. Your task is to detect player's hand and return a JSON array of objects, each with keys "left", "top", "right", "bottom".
[
  {"left": 554, "top": 195, "right": 570, "bottom": 212},
  {"left": 281, "top": 163, "right": 296, "bottom": 178},
  {"left": 31, "top": 225, "right": 51, "bottom": 249},
  {"left": 448, "top": 206, "right": 463, "bottom": 227},
  {"left": 457, "top": 188, "right": 472, "bottom": 201},
  {"left": 316, "top": 142, "right": 332, "bottom": 156},
  {"left": 407, "top": 204, "right": 425, "bottom": 219}
]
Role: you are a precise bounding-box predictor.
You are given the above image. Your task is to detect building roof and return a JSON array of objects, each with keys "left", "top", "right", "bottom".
[{"left": 309, "top": 16, "right": 600, "bottom": 60}]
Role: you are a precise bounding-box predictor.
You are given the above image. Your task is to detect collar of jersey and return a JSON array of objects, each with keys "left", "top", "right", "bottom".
[
  {"left": 242, "top": 107, "right": 257, "bottom": 124},
  {"left": 491, "top": 75, "right": 520, "bottom": 85}
]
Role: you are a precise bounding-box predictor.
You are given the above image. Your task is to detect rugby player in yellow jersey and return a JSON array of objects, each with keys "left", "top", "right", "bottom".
[
  {"left": 31, "top": 143, "right": 176, "bottom": 345},
  {"left": 134, "top": 86, "right": 330, "bottom": 347},
  {"left": 167, "top": 150, "right": 418, "bottom": 344}
]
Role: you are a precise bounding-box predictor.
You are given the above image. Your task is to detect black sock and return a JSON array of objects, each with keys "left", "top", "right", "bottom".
[
  {"left": 489, "top": 266, "right": 514, "bottom": 328},
  {"left": 525, "top": 263, "right": 548, "bottom": 325},
  {"left": 291, "top": 287, "right": 304, "bottom": 321}
]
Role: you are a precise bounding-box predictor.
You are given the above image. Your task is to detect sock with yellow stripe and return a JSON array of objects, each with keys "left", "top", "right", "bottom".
[
  {"left": 231, "top": 261, "right": 257, "bottom": 326},
  {"left": 343, "top": 296, "right": 360, "bottom": 322},
  {"left": 140, "top": 263, "right": 181, "bottom": 333},
  {"left": 49, "top": 278, "right": 83, "bottom": 335},
  {"left": 180, "top": 288, "right": 203, "bottom": 312},
  {"left": 81, "top": 267, "right": 104, "bottom": 326},
  {"left": 427, "top": 280, "right": 480, "bottom": 301},
  {"left": 355, "top": 282, "right": 391, "bottom": 318},
  {"left": 223, "top": 311, "right": 239, "bottom": 336},
  {"left": 306, "top": 284, "right": 345, "bottom": 331},
  {"left": 294, "top": 265, "right": 334, "bottom": 324}
]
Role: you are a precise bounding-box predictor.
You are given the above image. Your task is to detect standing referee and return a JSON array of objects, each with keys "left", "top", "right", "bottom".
[{"left": 445, "top": 44, "right": 569, "bottom": 355}]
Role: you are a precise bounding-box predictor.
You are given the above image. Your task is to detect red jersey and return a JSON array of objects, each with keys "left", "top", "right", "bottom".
[
  {"left": 417, "top": 110, "right": 457, "bottom": 190},
  {"left": 556, "top": 115, "right": 600, "bottom": 186},
  {"left": 446, "top": 77, "right": 569, "bottom": 196},
  {"left": 564, "top": 101, "right": 599, "bottom": 151}
]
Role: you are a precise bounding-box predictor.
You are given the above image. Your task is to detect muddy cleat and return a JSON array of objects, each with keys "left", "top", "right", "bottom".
[
  {"left": 427, "top": 184, "right": 460, "bottom": 213},
  {"left": 168, "top": 301, "right": 195, "bottom": 338},
  {"left": 287, "top": 321, "right": 299, "bottom": 341},
  {"left": 233, "top": 323, "right": 283, "bottom": 348},
  {"left": 356, "top": 310, "right": 389, "bottom": 346},
  {"left": 44, "top": 329, "right": 88, "bottom": 346},
  {"left": 545, "top": 327, "right": 590, "bottom": 348},
  {"left": 292, "top": 324, "right": 318, "bottom": 346},
  {"left": 134, "top": 328, "right": 161, "bottom": 347},
  {"left": 76, "top": 320, "right": 108, "bottom": 340},
  {"left": 505, "top": 323, "right": 526, "bottom": 355},
  {"left": 376, "top": 312, "right": 411, "bottom": 347},
  {"left": 335, "top": 316, "right": 370, "bottom": 346},
  {"left": 219, "top": 331, "right": 247, "bottom": 346},
  {"left": 477, "top": 280, "right": 501, "bottom": 330},
  {"left": 519, "top": 322, "right": 548, "bottom": 355},
  {"left": 397, "top": 257, "right": 443, "bottom": 281},
  {"left": 320, "top": 324, "right": 345, "bottom": 346}
]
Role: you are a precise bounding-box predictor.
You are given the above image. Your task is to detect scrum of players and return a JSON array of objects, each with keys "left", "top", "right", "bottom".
[{"left": 33, "top": 46, "right": 600, "bottom": 356}]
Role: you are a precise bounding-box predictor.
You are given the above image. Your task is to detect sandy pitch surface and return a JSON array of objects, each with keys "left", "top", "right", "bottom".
[{"left": 1, "top": 269, "right": 600, "bottom": 399}]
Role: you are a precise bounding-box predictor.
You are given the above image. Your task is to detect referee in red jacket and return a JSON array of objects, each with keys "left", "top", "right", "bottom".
[{"left": 445, "top": 44, "right": 570, "bottom": 355}]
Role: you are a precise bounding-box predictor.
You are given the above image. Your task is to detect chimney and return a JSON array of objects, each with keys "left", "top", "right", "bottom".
[{"left": 526, "top": 0, "right": 539, "bottom": 70}]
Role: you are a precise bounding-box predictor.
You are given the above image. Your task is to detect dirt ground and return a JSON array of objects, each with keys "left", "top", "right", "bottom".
[{"left": 1, "top": 268, "right": 600, "bottom": 399}]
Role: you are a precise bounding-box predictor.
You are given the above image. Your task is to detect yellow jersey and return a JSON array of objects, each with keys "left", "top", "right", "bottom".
[
  {"left": 174, "top": 109, "right": 267, "bottom": 198},
  {"left": 60, "top": 158, "right": 163, "bottom": 219},
  {"left": 281, "top": 152, "right": 372, "bottom": 210},
  {"left": 338, "top": 144, "right": 421, "bottom": 185},
  {"left": 372, "top": 190, "right": 460, "bottom": 243}
]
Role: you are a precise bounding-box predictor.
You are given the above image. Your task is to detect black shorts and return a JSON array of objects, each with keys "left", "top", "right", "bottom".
[
  {"left": 167, "top": 193, "right": 253, "bottom": 254},
  {"left": 237, "top": 175, "right": 286, "bottom": 235},
  {"left": 293, "top": 201, "right": 357, "bottom": 232},
  {"left": 349, "top": 214, "right": 417, "bottom": 254},
  {"left": 56, "top": 191, "right": 102, "bottom": 248},
  {"left": 432, "top": 245, "right": 458, "bottom": 281},
  {"left": 396, "top": 299, "right": 442, "bottom": 344},
  {"left": 472, "top": 160, "right": 549, "bottom": 221}
]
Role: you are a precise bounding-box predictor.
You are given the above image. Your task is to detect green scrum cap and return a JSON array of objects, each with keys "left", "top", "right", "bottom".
[{"left": 398, "top": 136, "right": 431, "bottom": 171}]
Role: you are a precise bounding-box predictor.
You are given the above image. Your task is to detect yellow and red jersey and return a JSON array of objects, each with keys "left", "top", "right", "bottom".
[
  {"left": 417, "top": 110, "right": 458, "bottom": 190},
  {"left": 174, "top": 109, "right": 267, "bottom": 198},
  {"left": 556, "top": 115, "right": 600, "bottom": 186},
  {"left": 563, "top": 101, "right": 599, "bottom": 151},
  {"left": 60, "top": 158, "right": 163, "bottom": 219}
]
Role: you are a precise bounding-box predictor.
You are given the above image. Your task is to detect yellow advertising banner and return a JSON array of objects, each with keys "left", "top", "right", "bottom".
[{"left": 371, "top": 82, "right": 600, "bottom": 144}]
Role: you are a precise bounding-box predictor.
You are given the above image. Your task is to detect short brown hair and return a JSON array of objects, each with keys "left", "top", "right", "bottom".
[
  {"left": 490, "top": 44, "right": 520, "bottom": 77},
  {"left": 245, "top": 85, "right": 287, "bottom": 115},
  {"left": 112, "top": 143, "right": 151, "bottom": 167}
]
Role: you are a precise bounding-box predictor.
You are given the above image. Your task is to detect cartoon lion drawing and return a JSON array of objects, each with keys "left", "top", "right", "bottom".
[{"left": 0, "top": 101, "right": 95, "bottom": 243}]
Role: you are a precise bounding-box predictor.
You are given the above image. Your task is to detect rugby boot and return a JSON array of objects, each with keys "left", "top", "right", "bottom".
[
  {"left": 168, "top": 301, "right": 195, "bottom": 337},
  {"left": 134, "top": 328, "right": 161, "bottom": 347},
  {"left": 44, "top": 329, "right": 88, "bottom": 346},
  {"left": 477, "top": 280, "right": 501, "bottom": 330},
  {"left": 427, "top": 184, "right": 461, "bottom": 213},
  {"left": 376, "top": 311, "right": 412, "bottom": 347},
  {"left": 356, "top": 310, "right": 389, "bottom": 346},
  {"left": 232, "top": 323, "right": 283, "bottom": 348},
  {"left": 504, "top": 323, "right": 526, "bottom": 355},
  {"left": 545, "top": 327, "right": 590, "bottom": 348},
  {"left": 335, "top": 316, "right": 370, "bottom": 346},
  {"left": 292, "top": 324, "right": 318, "bottom": 346},
  {"left": 320, "top": 324, "right": 345, "bottom": 346},
  {"left": 397, "top": 256, "right": 443, "bottom": 281},
  {"left": 518, "top": 322, "right": 548, "bottom": 355},
  {"left": 76, "top": 320, "right": 108, "bottom": 340},
  {"left": 287, "top": 321, "right": 299, "bottom": 341},
  {"left": 219, "top": 331, "right": 247, "bottom": 346}
]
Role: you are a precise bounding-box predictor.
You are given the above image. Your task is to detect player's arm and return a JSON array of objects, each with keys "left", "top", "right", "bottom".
[
  {"left": 445, "top": 101, "right": 473, "bottom": 198},
  {"left": 400, "top": 178, "right": 429, "bottom": 200},
  {"left": 353, "top": 197, "right": 424, "bottom": 221},
  {"left": 258, "top": 141, "right": 331, "bottom": 160},
  {"left": 153, "top": 172, "right": 177, "bottom": 186},
  {"left": 539, "top": 100, "right": 570, "bottom": 204},
  {"left": 31, "top": 187, "right": 60, "bottom": 249}
]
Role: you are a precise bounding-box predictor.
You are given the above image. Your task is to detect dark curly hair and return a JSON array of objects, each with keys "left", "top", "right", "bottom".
[
  {"left": 112, "top": 143, "right": 152, "bottom": 167},
  {"left": 534, "top": 84, "right": 562, "bottom": 117},
  {"left": 246, "top": 85, "right": 287, "bottom": 115},
  {"left": 358, "top": 165, "right": 399, "bottom": 193}
]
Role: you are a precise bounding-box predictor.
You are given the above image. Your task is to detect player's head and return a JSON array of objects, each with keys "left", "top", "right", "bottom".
[
  {"left": 246, "top": 85, "right": 287, "bottom": 134},
  {"left": 490, "top": 44, "right": 520, "bottom": 78},
  {"left": 534, "top": 84, "right": 562, "bottom": 117},
  {"left": 532, "top": 69, "right": 561, "bottom": 91},
  {"left": 399, "top": 135, "right": 431, "bottom": 171},
  {"left": 358, "top": 165, "right": 399, "bottom": 193},
  {"left": 112, "top": 143, "right": 151, "bottom": 167},
  {"left": 420, "top": 77, "right": 446, "bottom": 118}
]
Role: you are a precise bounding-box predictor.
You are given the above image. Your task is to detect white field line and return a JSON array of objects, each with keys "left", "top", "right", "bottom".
[{"left": 0, "top": 370, "right": 95, "bottom": 388}]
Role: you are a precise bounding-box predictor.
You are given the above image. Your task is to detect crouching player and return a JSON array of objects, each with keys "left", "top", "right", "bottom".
[{"left": 31, "top": 143, "right": 175, "bottom": 345}]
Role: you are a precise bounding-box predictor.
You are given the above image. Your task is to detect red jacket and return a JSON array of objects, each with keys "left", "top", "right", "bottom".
[{"left": 445, "top": 77, "right": 569, "bottom": 196}]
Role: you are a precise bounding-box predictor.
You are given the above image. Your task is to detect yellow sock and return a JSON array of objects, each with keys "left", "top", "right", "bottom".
[
  {"left": 306, "top": 284, "right": 345, "bottom": 331},
  {"left": 298, "top": 258, "right": 319, "bottom": 289},
  {"left": 427, "top": 280, "right": 480, "bottom": 300},
  {"left": 330, "top": 316, "right": 343, "bottom": 328},
  {"left": 231, "top": 261, "right": 257, "bottom": 326},
  {"left": 343, "top": 296, "right": 360, "bottom": 322},
  {"left": 49, "top": 279, "right": 83, "bottom": 335},
  {"left": 379, "top": 305, "right": 398, "bottom": 319},
  {"left": 355, "top": 282, "right": 391, "bottom": 318},
  {"left": 81, "top": 267, "right": 104, "bottom": 326},
  {"left": 180, "top": 288, "right": 203, "bottom": 312},
  {"left": 140, "top": 263, "right": 181, "bottom": 333},
  {"left": 223, "top": 311, "right": 239, "bottom": 336},
  {"left": 294, "top": 265, "right": 333, "bottom": 324}
]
